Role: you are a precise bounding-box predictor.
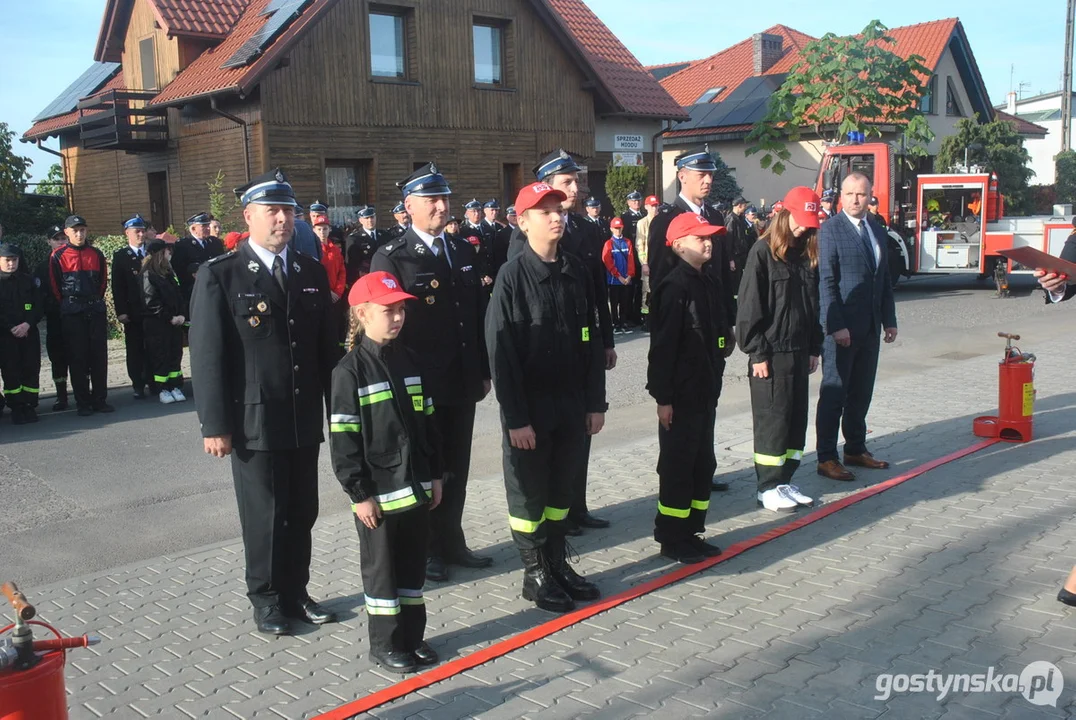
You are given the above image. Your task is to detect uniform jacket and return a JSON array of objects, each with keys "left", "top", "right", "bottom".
[
  {"left": 646, "top": 198, "right": 736, "bottom": 329},
  {"left": 0, "top": 271, "right": 44, "bottom": 331},
  {"left": 290, "top": 220, "right": 322, "bottom": 260},
  {"left": 584, "top": 215, "right": 609, "bottom": 238},
  {"left": 486, "top": 243, "right": 607, "bottom": 431},
  {"left": 726, "top": 212, "right": 758, "bottom": 267},
  {"left": 369, "top": 228, "right": 490, "bottom": 406},
  {"left": 620, "top": 209, "right": 646, "bottom": 241},
  {"left": 735, "top": 239, "right": 823, "bottom": 364},
  {"left": 173, "top": 235, "right": 226, "bottom": 300},
  {"left": 602, "top": 236, "right": 636, "bottom": 283},
  {"left": 189, "top": 241, "right": 340, "bottom": 451},
  {"left": 141, "top": 269, "right": 185, "bottom": 320},
  {"left": 647, "top": 256, "right": 729, "bottom": 413},
  {"left": 460, "top": 221, "right": 494, "bottom": 280},
  {"left": 492, "top": 224, "right": 515, "bottom": 279},
  {"left": 111, "top": 245, "right": 146, "bottom": 319},
  {"left": 329, "top": 334, "right": 443, "bottom": 512},
  {"left": 817, "top": 212, "right": 897, "bottom": 340},
  {"left": 34, "top": 260, "right": 60, "bottom": 315},
  {"left": 383, "top": 224, "right": 409, "bottom": 245},
  {"left": 345, "top": 229, "right": 380, "bottom": 284},
  {"left": 319, "top": 240, "right": 346, "bottom": 298},
  {"left": 49, "top": 243, "right": 107, "bottom": 315}
]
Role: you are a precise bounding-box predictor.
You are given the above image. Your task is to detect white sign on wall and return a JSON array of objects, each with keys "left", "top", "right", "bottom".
[
  {"left": 613, "top": 152, "right": 643, "bottom": 167},
  {"left": 614, "top": 134, "right": 645, "bottom": 151}
]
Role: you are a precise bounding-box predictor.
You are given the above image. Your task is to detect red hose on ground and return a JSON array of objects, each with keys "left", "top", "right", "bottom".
[{"left": 315, "top": 438, "right": 1000, "bottom": 720}]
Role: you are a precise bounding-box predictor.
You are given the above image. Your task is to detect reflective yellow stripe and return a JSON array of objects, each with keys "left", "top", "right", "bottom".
[
  {"left": 582, "top": 327, "right": 590, "bottom": 342},
  {"left": 785, "top": 449, "right": 803, "bottom": 461},
  {"left": 691, "top": 499, "right": 709, "bottom": 511},
  {"left": 718, "top": 337, "right": 726, "bottom": 349},
  {"left": 406, "top": 385, "right": 423, "bottom": 395},
  {"left": 509, "top": 515, "right": 543, "bottom": 533},
  {"left": 543, "top": 506, "right": 569, "bottom": 521},
  {"left": 424, "top": 397, "right": 435, "bottom": 416},
  {"left": 411, "top": 395, "right": 424, "bottom": 412},
  {"left": 379, "top": 494, "right": 419, "bottom": 512},
  {"left": 399, "top": 597, "right": 424, "bottom": 606},
  {"left": 153, "top": 374, "right": 170, "bottom": 383},
  {"left": 364, "top": 595, "right": 401, "bottom": 616},
  {"left": 753, "top": 452, "right": 786, "bottom": 467},
  {"left": 330, "top": 423, "right": 361, "bottom": 433},
  {"left": 657, "top": 502, "right": 690, "bottom": 518},
  {"left": 167, "top": 371, "right": 182, "bottom": 379},
  {"left": 4, "top": 388, "right": 21, "bottom": 395},
  {"left": 21, "top": 387, "right": 39, "bottom": 394},
  {"left": 359, "top": 390, "right": 393, "bottom": 406}
]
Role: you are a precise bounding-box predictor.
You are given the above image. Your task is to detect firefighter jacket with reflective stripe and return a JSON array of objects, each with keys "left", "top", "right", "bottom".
[
  {"left": 329, "top": 333, "right": 444, "bottom": 513},
  {"left": 735, "top": 238, "right": 824, "bottom": 364},
  {"left": 49, "top": 243, "right": 108, "bottom": 315}
]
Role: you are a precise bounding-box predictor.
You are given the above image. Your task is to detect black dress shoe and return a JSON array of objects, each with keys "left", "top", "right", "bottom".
[
  {"left": 285, "top": 598, "right": 337, "bottom": 625},
  {"left": 77, "top": 406, "right": 94, "bottom": 417},
  {"left": 445, "top": 547, "right": 493, "bottom": 569},
  {"left": 563, "top": 519, "right": 583, "bottom": 537},
  {"left": 426, "top": 556, "right": 449, "bottom": 582},
  {"left": 688, "top": 535, "right": 722, "bottom": 557},
  {"left": 1058, "top": 588, "right": 1076, "bottom": 607},
  {"left": 413, "top": 642, "right": 439, "bottom": 666},
  {"left": 711, "top": 480, "right": 730, "bottom": 492},
  {"left": 370, "top": 649, "right": 416, "bottom": 674},
  {"left": 92, "top": 402, "right": 115, "bottom": 413},
  {"left": 574, "top": 512, "right": 610, "bottom": 529},
  {"left": 253, "top": 606, "right": 291, "bottom": 636},
  {"left": 660, "top": 541, "right": 706, "bottom": 565}
]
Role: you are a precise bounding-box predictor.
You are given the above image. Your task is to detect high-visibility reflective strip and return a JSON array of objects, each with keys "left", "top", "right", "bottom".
[
  {"left": 753, "top": 452, "right": 786, "bottom": 467},
  {"left": 153, "top": 374, "right": 170, "bottom": 383},
  {"left": 411, "top": 395, "right": 424, "bottom": 412},
  {"left": 358, "top": 381, "right": 391, "bottom": 397},
  {"left": 360, "top": 390, "right": 394, "bottom": 406},
  {"left": 691, "top": 499, "right": 709, "bottom": 511},
  {"left": 582, "top": 327, "right": 590, "bottom": 342},
  {"left": 21, "top": 387, "right": 39, "bottom": 394},
  {"left": 330, "top": 423, "right": 361, "bottom": 433},
  {"left": 785, "top": 449, "right": 803, "bottom": 461},
  {"left": 657, "top": 502, "right": 690, "bottom": 518},
  {"left": 509, "top": 515, "right": 543, "bottom": 533},
  {"left": 378, "top": 494, "right": 419, "bottom": 512},
  {"left": 364, "top": 595, "right": 401, "bottom": 615},
  {"left": 399, "top": 596, "right": 424, "bottom": 606},
  {"left": 24, "top": 304, "right": 32, "bottom": 311},
  {"left": 398, "top": 588, "right": 424, "bottom": 605},
  {"left": 404, "top": 377, "right": 422, "bottom": 395},
  {"left": 167, "top": 371, "right": 182, "bottom": 379},
  {"left": 331, "top": 413, "right": 361, "bottom": 424},
  {"left": 424, "top": 397, "right": 435, "bottom": 416},
  {"left": 403, "top": 376, "right": 422, "bottom": 387},
  {"left": 543, "top": 506, "right": 569, "bottom": 521},
  {"left": 4, "top": 387, "right": 21, "bottom": 395}
]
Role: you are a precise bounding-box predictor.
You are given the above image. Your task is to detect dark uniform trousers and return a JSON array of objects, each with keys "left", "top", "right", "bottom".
[
  {"left": 429, "top": 402, "right": 477, "bottom": 553},
  {"left": 815, "top": 332, "right": 881, "bottom": 463},
  {"left": 63, "top": 312, "right": 108, "bottom": 407},
  {"left": 357, "top": 505, "right": 429, "bottom": 654},
  {"left": 45, "top": 312, "right": 67, "bottom": 384},
  {"left": 144, "top": 317, "right": 184, "bottom": 391},
  {"left": 750, "top": 352, "right": 810, "bottom": 492},
  {"left": 504, "top": 400, "right": 587, "bottom": 550},
  {"left": 654, "top": 403, "right": 718, "bottom": 546},
  {"left": 0, "top": 330, "right": 41, "bottom": 408},
  {"left": 122, "top": 321, "right": 148, "bottom": 389},
  {"left": 231, "top": 444, "right": 320, "bottom": 608}
]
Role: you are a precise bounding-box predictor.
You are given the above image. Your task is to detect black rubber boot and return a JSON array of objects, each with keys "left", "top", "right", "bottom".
[
  {"left": 546, "top": 535, "right": 601, "bottom": 601},
  {"left": 519, "top": 548, "right": 574, "bottom": 613},
  {"left": 52, "top": 382, "right": 68, "bottom": 412}
]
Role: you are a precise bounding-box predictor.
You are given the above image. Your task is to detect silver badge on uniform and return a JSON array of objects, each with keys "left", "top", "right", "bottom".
[
  {"left": 249, "top": 316, "right": 261, "bottom": 328},
  {"left": 414, "top": 243, "right": 426, "bottom": 255},
  {"left": 256, "top": 301, "right": 268, "bottom": 313},
  {"left": 248, "top": 261, "right": 260, "bottom": 273},
  {"left": 293, "top": 261, "right": 301, "bottom": 273}
]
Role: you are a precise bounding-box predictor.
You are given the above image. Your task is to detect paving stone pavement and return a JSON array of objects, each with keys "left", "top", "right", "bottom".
[{"left": 11, "top": 334, "right": 1076, "bottom": 719}]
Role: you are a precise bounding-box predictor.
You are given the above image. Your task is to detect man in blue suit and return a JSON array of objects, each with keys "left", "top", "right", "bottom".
[{"left": 816, "top": 173, "right": 898, "bottom": 481}]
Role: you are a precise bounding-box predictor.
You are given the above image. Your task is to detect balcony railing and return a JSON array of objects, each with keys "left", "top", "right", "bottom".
[{"left": 78, "top": 89, "right": 168, "bottom": 151}]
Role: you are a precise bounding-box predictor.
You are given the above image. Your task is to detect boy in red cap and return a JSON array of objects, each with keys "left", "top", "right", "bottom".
[
  {"left": 647, "top": 212, "right": 730, "bottom": 564},
  {"left": 601, "top": 217, "right": 635, "bottom": 333},
  {"left": 329, "top": 270, "right": 444, "bottom": 674},
  {"left": 486, "top": 182, "right": 606, "bottom": 613}
]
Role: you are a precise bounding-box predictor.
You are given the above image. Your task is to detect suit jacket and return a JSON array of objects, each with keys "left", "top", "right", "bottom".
[
  {"left": 369, "top": 229, "right": 490, "bottom": 406},
  {"left": 818, "top": 212, "right": 897, "bottom": 340},
  {"left": 111, "top": 245, "right": 146, "bottom": 319},
  {"left": 188, "top": 242, "right": 339, "bottom": 451},
  {"left": 1047, "top": 233, "right": 1076, "bottom": 304}
]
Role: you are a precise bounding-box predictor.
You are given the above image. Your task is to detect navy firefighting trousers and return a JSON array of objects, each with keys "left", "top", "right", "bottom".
[{"left": 750, "top": 351, "right": 810, "bottom": 492}]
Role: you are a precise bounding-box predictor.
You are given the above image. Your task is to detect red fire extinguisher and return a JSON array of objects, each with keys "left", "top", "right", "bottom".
[
  {"left": 0, "top": 582, "right": 99, "bottom": 720},
  {"left": 974, "top": 332, "right": 1035, "bottom": 443}
]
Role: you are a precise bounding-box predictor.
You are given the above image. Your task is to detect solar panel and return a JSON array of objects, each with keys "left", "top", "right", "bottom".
[
  {"left": 260, "top": 0, "right": 295, "bottom": 16},
  {"left": 672, "top": 74, "right": 789, "bottom": 131},
  {"left": 223, "top": 0, "right": 310, "bottom": 69},
  {"left": 32, "top": 62, "right": 121, "bottom": 122}
]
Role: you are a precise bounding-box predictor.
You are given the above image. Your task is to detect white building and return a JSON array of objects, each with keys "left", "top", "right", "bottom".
[{"left": 996, "top": 91, "right": 1070, "bottom": 185}]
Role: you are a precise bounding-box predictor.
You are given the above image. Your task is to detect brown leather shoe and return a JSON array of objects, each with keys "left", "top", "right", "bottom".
[
  {"left": 843, "top": 452, "right": 890, "bottom": 470},
  {"left": 817, "top": 460, "right": 855, "bottom": 481}
]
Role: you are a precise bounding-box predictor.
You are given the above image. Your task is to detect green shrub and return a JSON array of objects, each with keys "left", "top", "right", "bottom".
[
  {"left": 1055, "top": 150, "right": 1076, "bottom": 206},
  {"left": 604, "top": 165, "right": 649, "bottom": 217}
]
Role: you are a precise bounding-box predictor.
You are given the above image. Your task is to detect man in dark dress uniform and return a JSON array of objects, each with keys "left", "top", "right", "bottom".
[
  {"left": 370, "top": 163, "right": 494, "bottom": 583},
  {"left": 583, "top": 197, "right": 609, "bottom": 237},
  {"left": 112, "top": 215, "right": 150, "bottom": 399},
  {"left": 383, "top": 203, "right": 411, "bottom": 244},
  {"left": 173, "top": 212, "right": 226, "bottom": 310},
  {"left": 491, "top": 206, "right": 517, "bottom": 280},
  {"left": 345, "top": 205, "right": 380, "bottom": 284},
  {"left": 460, "top": 199, "right": 494, "bottom": 286},
  {"left": 620, "top": 190, "right": 647, "bottom": 326},
  {"left": 189, "top": 169, "right": 340, "bottom": 636}
]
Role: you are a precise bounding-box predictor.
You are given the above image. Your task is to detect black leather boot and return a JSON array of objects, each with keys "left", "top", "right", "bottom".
[
  {"left": 53, "top": 382, "right": 68, "bottom": 412},
  {"left": 519, "top": 548, "right": 574, "bottom": 613},
  {"left": 546, "top": 535, "right": 601, "bottom": 601}
]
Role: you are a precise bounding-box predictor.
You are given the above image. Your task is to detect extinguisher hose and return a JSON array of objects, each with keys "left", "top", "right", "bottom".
[{"left": 0, "top": 620, "right": 69, "bottom": 670}]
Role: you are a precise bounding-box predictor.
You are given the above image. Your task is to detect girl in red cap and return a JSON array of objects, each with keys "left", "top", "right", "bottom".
[
  {"left": 329, "top": 270, "right": 444, "bottom": 674},
  {"left": 735, "top": 186, "right": 824, "bottom": 513}
]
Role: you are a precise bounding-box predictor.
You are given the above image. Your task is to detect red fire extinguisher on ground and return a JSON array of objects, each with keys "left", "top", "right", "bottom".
[
  {"left": 0, "top": 582, "right": 99, "bottom": 720},
  {"left": 974, "top": 332, "right": 1035, "bottom": 443}
]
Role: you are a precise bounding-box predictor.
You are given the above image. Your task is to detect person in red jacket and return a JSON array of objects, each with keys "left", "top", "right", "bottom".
[
  {"left": 601, "top": 217, "right": 636, "bottom": 333},
  {"left": 314, "top": 216, "right": 347, "bottom": 346}
]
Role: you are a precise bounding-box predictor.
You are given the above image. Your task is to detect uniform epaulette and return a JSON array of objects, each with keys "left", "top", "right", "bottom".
[
  {"left": 207, "top": 250, "right": 237, "bottom": 265},
  {"left": 380, "top": 240, "right": 404, "bottom": 255}
]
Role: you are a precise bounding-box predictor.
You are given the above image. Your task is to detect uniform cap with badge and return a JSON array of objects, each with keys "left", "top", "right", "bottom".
[
  {"left": 392, "top": 203, "right": 408, "bottom": 215},
  {"left": 124, "top": 214, "right": 147, "bottom": 230},
  {"left": 533, "top": 149, "right": 582, "bottom": 182},
  {"left": 348, "top": 270, "right": 417, "bottom": 307},
  {"left": 464, "top": 199, "right": 482, "bottom": 211},
  {"left": 308, "top": 200, "right": 328, "bottom": 214},
  {"left": 584, "top": 197, "right": 601, "bottom": 209},
  {"left": 626, "top": 190, "right": 643, "bottom": 201},
  {"left": 65, "top": 215, "right": 87, "bottom": 228},
  {"left": 398, "top": 163, "right": 452, "bottom": 198},
  {"left": 0, "top": 243, "right": 20, "bottom": 258},
  {"left": 483, "top": 199, "right": 500, "bottom": 210},
  {"left": 674, "top": 149, "right": 718, "bottom": 173},
  {"left": 233, "top": 168, "right": 299, "bottom": 208},
  {"left": 187, "top": 212, "right": 211, "bottom": 226},
  {"left": 357, "top": 205, "right": 376, "bottom": 219},
  {"left": 666, "top": 213, "right": 727, "bottom": 245},
  {"left": 506, "top": 206, "right": 517, "bottom": 217},
  {"left": 514, "top": 182, "right": 568, "bottom": 213}
]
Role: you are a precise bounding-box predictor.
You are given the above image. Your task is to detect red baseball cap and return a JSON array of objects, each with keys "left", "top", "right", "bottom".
[
  {"left": 610, "top": 217, "right": 624, "bottom": 229},
  {"left": 666, "top": 213, "right": 727, "bottom": 245},
  {"left": 313, "top": 216, "right": 331, "bottom": 226},
  {"left": 514, "top": 182, "right": 567, "bottom": 213},
  {"left": 348, "top": 271, "right": 416, "bottom": 307},
  {"left": 782, "top": 186, "right": 821, "bottom": 230},
  {"left": 645, "top": 195, "right": 660, "bottom": 206}
]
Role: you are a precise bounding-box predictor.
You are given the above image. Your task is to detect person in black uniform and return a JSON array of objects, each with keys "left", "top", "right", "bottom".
[
  {"left": 141, "top": 239, "right": 187, "bottom": 405},
  {"left": 491, "top": 206, "right": 516, "bottom": 280},
  {"left": 819, "top": 190, "right": 837, "bottom": 221},
  {"left": 383, "top": 203, "right": 411, "bottom": 244},
  {"left": 369, "top": 163, "right": 493, "bottom": 583},
  {"left": 112, "top": 215, "right": 150, "bottom": 399},
  {"left": 646, "top": 149, "right": 737, "bottom": 492},
  {"left": 36, "top": 226, "right": 69, "bottom": 411},
  {"left": 737, "top": 187, "right": 823, "bottom": 514},
  {"left": 345, "top": 206, "right": 380, "bottom": 285},
  {"left": 482, "top": 199, "right": 505, "bottom": 236},
  {"left": 621, "top": 191, "right": 647, "bottom": 327},
  {"left": 189, "top": 169, "right": 340, "bottom": 636},
  {"left": 508, "top": 149, "right": 614, "bottom": 533},
  {"left": 0, "top": 243, "right": 43, "bottom": 424},
  {"left": 461, "top": 199, "right": 494, "bottom": 287},
  {"left": 583, "top": 197, "right": 608, "bottom": 237},
  {"left": 487, "top": 182, "right": 606, "bottom": 612},
  {"left": 867, "top": 196, "right": 888, "bottom": 229},
  {"left": 726, "top": 197, "right": 757, "bottom": 295},
  {"left": 50, "top": 215, "right": 113, "bottom": 417},
  {"left": 173, "top": 213, "right": 226, "bottom": 312},
  {"left": 647, "top": 213, "right": 731, "bottom": 563}
]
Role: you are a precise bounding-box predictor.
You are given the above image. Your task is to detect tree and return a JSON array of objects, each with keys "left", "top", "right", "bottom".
[
  {"left": 35, "top": 163, "right": 66, "bottom": 196},
  {"left": 745, "top": 20, "right": 934, "bottom": 174},
  {"left": 936, "top": 116, "right": 1034, "bottom": 215},
  {"left": 207, "top": 169, "right": 241, "bottom": 231},
  {"left": 604, "top": 164, "right": 648, "bottom": 217},
  {"left": 706, "top": 149, "right": 742, "bottom": 204},
  {"left": 0, "top": 122, "right": 32, "bottom": 207},
  {"left": 1055, "top": 149, "right": 1076, "bottom": 206}
]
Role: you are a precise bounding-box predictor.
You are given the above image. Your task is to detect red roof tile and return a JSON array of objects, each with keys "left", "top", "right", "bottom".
[
  {"left": 23, "top": 70, "right": 127, "bottom": 141},
  {"left": 153, "top": 0, "right": 248, "bottom": 37},
  {"left": 878, "top": 18, "right": 958, "bottom": 80},
  {"left": 534, "top": 0, "right": 687, "bottom": 119},
  {"left": 996, "top": 110, "right": 1049, "bottom": 137},
  {"left": 664, "top": 124, "right": 755, "bottom": 138}
]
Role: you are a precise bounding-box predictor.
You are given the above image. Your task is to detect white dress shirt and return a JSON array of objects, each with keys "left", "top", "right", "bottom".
[
  {"left": 249, "top": 242, "right": 290, "bottom": 276},
  {"left": 412, "top": 227, "right": 451, "bottom": 268},
  {"left": 679, "top": 193, "right": 703, "bottom": 215}
]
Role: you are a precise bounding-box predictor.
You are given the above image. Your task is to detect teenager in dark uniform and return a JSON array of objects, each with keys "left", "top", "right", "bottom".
[
  {"left": 867, "top": 196, "right": 888, "bottom": 228},
  {"left": 35, "top": 226, "right": 69, "bottom": 411},
  {"left": 50, "top": 215, "right": 113, "bottom": 417},
  {"left": 140, "top": 239, "right": 187, "bottom": 404},
  {"left": 112, "top": 215, "right": 150, "bottom": 399},
  {"left": 647, "top": 213, "right": 730, "bottom": 564},
  {"left": 0, "top": 244, "right": 43, "bottom": 424},
  {"left": 370, "top": 163, "right": 493, "bottom": 583},
  {"left": 726, "top": 197, "right": 757, "bottom": 295},
  {"left": 461, "top": 199, "right": 494, "bottom": 287},
  {"left": 492, "top": 207, "right": 516, "bottom": 280},
  {"left": 621, "top": 190, "right": 647, "bottom": 326},
  {"left": 487, "top": 182, "right": 606, "bottom": 612},
  {"left": 189, "top": 169, "right": 340, "bottom": 635},
  {"left": 736, "top": 187, "right": 823, "bottom": 513},
  {"left": 330, "top": 270, "right": 444, "bottom": 674}
]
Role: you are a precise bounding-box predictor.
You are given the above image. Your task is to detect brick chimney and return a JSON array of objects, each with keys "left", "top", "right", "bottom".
[{"left": 753, "top": 33, "right": 784, "bottom": 76}]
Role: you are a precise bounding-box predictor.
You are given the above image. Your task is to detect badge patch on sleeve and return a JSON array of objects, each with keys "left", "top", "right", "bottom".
[{"left": 582, "top": 327, "right": 590, "bottom": 342}]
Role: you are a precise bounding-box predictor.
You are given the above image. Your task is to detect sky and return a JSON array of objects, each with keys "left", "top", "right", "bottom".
[{"left": 0, "top": 0, "right": 1070, "bottom": 182}]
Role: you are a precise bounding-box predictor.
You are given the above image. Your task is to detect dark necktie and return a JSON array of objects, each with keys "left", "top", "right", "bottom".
[
  {"left": 432, "top": 236, "right": 450, "bottom": 270},
  {"left": 858, "top": 220, "right": 876, "bottom": 270},
  {"left": 272, "top": 255, "right": 287, "bottom": 293}
]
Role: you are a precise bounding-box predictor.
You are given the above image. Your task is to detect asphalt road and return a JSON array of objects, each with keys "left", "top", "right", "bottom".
[{"left": 0, "top": 274, "right": 1066, "bottom": 587}]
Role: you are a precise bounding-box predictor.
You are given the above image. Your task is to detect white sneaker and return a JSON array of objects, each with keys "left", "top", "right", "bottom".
[
  {"left": 757, "top": 486, "right": 800, "bottom": 513},
  {"left": 159, "top": 390, "right": 176, "bottom": 405},
  {"left": 783, "top": 484, "right": 814, "bottom": 507},
  {"left": 171, "top": 388, "right": 187, "bottom": 402}
]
